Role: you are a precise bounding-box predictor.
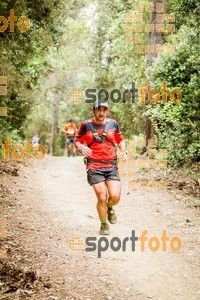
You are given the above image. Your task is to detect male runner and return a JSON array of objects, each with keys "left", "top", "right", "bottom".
[
  {"left": 74, "top": 100, "right": 127, "bottom": 235},
  {"left": 63, "top": 119, "right": 77, "bottom": 157}
]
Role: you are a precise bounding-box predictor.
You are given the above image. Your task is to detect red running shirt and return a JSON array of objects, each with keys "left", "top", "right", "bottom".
[{"left": 75, "top": 118, "right": 124, "bottom": 170}]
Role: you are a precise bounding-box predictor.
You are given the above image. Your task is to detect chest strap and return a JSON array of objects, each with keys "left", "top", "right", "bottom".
[{"left": 87, "top": 119, "right": 112, "bottom": 148}]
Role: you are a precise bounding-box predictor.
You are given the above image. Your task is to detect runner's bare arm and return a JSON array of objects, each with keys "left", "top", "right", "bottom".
[
  {"left": 118, "top": 140, "right": 128, "bottom": 161},
  {"left": 63, "top": 124, "right": 68, "bottom": 132},
  {"left": 74, "top": 122, "right": 92, "bottom": 157}
]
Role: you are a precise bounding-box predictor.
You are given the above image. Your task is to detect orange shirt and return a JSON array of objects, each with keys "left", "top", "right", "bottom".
[{"left": 63, "top": 124, "right": 77, "bottom": 137}]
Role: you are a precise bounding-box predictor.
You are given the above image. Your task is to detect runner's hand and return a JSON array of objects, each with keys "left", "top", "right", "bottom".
[
  {"left": 82, "top": 146, "right": 92, "bottom": 157},
  {"left": 120, "top": 150, "right": 128, "bottom": 161},
  {"left": 78, "top": 144, "right": 92, "bottom": 157}
]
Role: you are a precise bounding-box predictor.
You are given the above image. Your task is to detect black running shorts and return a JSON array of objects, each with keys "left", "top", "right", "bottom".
[
  {"left": 66, "top": 136, "right": 75, "bottom": 145},
  {"left": 87, "top": 167, "right": 120, "bottom": 186}
]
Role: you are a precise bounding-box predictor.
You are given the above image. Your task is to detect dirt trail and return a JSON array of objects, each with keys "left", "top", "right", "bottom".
[{"left": 4, "top": 156, "right": 200, "bottom": 299}]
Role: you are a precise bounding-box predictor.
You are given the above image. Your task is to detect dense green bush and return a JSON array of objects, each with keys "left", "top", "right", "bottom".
[{"left": 146, "top": 26, "right": 200, "bottom": 166}]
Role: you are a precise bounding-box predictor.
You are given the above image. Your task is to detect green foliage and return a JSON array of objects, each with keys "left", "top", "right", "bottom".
[
  {"left": 1, "top": 0, "right": 199, "bottom": 165},
  {"left": 0, "top": 128, "right": 24, "bottom": 158},
  {"left": 79, "top": 0, "right": 147, "bottom": 137},
  {"left": 167, "top": 0, "right": 200, "bottom": 29},
  {"left": 146, "top": 26, "right": 200, "bottom": 166},
  {"left": 0, "top": 0, "right": 89, "bottom": 154}
]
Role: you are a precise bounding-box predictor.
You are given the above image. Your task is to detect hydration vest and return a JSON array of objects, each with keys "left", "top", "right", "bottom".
[
  {"left": 85, "top": 119, "right": 118, "bottom": 165},
  {"left": 87, "top": 119, "right": 111, "bottom": 148}
]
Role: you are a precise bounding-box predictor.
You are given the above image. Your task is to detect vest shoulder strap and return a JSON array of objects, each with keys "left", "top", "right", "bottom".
[
  {"left": 87, "top": 119, "right": 96, "bottom": 133},
  {"left": 102, "top": 119, "right": 110, "bottom": 135},
  {"left": 87, "top": 119, "right": 110, "bottom": 133},
  {"left": 87, "top": 119, "right": 111, "bottom": 148}
]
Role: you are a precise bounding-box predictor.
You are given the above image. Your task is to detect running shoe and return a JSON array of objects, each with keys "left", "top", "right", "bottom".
[
  {"left": 107, "top": 207, "right": 117, "bottom": 224},
  {"left": 99, "top": 223, "right": 109, "bottom": 235}
]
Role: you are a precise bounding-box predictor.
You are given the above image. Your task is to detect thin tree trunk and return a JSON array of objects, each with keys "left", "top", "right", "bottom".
[
  {"left": 49, "top": 90, "right": 60, "bottom": 155},
  {"left": 143, "top": 0, "right": 165, "bottom": 151},
  {"left": 146, "top": 0, "right": 165, "bottom": 66}
]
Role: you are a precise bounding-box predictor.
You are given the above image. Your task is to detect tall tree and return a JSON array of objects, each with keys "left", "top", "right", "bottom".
[{"left": 143, "top": 0, "right": 165, "bottom": 152}]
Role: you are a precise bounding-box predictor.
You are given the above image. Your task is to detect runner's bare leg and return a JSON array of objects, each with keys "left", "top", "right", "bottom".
[
  {"left": 72, "top": 144, "right": 76, "bottom": 156},
  {"left": 67, "top": 144, "right": 73, "bottom": 156},
  {"left": 92, "top": 182, "right": 108, "bottom": 221},
  {"left": 106, "top": 180, "right": 121, "bottom": 206}
]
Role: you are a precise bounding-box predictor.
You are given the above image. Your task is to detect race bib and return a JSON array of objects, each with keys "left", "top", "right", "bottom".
[{"left": 67, "top": 128, "right": 75, "bottom": 135}]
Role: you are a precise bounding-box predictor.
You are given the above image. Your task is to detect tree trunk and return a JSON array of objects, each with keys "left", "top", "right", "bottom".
[
  {"left": 143, "top": 0, "right": 165, "bottom": 151},
  {"left": 49, "top": 90, "right": 60, "bottom": 155},
  {"left": 146, "top": 0, "right": 165, "bottom": 66}
]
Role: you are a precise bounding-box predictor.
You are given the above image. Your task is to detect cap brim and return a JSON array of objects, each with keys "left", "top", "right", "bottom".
[{"left": 93, "top": 100, "right": 109, "bottom": 108}]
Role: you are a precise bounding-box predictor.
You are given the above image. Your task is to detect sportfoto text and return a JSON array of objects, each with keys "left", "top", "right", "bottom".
[
  {"left": 1, "top": 139, "right": 45, "bottom": 160},
  {"left": 0, "top": 9, "right": 30, "bottom": 33},
  {"left": 70, "top": 230, "right": 182, "bottom": 258},
  {"left": 85, "top": 82, "right": 182, "bottom": 105}
]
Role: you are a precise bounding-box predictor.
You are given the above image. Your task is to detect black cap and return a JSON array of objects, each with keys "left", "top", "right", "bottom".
[{"left": 93, "top": 99, "right": 109, "bottom": 109}]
